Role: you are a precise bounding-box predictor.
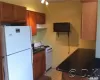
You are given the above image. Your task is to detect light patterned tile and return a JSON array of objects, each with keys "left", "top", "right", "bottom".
[{"left": 45, "top": 69, "right": 62, "bottom": 80}]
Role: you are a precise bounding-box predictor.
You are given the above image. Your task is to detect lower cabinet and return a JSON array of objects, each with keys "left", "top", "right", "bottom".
[
  {"left": 41, "top": 51, "right": 46, "bottom": 74},
  {"left": 0, "top": 58, "right": 3, "bottom": 80},
  {"left": 33, "top": 51, "right": 46, "bottom": 80}
]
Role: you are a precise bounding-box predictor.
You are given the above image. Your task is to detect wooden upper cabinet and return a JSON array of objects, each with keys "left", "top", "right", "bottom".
[
  {"left": 0, "top": 1, "right": 26, "bottom": 23},
  {"left": 14, "top": 5, "right": 26, "bottom": 22},
  {"left": 0, "top": 2, "right": 14, "bottom": 23},
  {"left": 27, "top": 10, "right": 37, "bottom": 35},
  {"left": 81, "top": 1, "right": 97, "bottom": 40},
  {"left": 36, "top": 12, "right": 45, "bottom": 24}
]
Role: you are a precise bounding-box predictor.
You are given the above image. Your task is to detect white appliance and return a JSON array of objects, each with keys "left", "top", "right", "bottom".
[
  {"left": 45, "top": 47, "right": 52, "bottom": 71},
  {"left": 96, "top": 1, "right": 100, "bottom": 58},
  {"left": 0, "top": 26, "right": 33, "bottom": 80}
]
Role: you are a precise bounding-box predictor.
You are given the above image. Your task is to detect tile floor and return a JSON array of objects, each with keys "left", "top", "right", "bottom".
[{"left": 45, "top": 69, "right": 62, "bottom": 80}]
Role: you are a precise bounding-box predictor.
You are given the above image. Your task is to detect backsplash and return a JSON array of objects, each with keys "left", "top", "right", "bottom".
[{"left": 32, "top": 29, "right": 47, "bottom": 43}]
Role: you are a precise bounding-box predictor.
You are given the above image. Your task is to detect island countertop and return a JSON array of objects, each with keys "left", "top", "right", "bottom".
[{"left": 56, "top": 48, "right": 100, "bottom": 77}]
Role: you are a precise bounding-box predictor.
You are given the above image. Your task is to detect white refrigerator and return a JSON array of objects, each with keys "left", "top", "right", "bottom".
[
  {"left": 96, "top": 1, "right": 100, "bottom": 58},
  {"left": 0, "top": 26, "right": 33, "bottom": 80}
]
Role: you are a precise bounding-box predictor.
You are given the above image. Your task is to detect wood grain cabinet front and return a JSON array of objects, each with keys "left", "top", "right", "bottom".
[
  {"left": 41, "top": 51, "right": 46, "bottom": 74},
  {"left": 33, "top": 51, "right": 46, "bottom": 80},
  {"left": 13, "top": 5, "right": 26, "bottom": 22},
  {"left": 0, "top": 1, "right": 26, "bottom": 23},
  {"left": 35, "top": 12, "right": 46, "bottom": 24},
  {"left": 81, "top": 1, "right": 97, "bottom": 40},
  {"left": 0, "top": 2, "right": 14, "bottom": 23},
  {"left": 27, "top": 10, "right": 37, "bottom": 35},
  {"left": 33, "top": 54, "right": 41, "bottom": 80}
]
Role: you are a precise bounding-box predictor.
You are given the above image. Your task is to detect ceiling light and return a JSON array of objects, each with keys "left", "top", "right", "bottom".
[
  {"left": 45, "top": 1, "right": 49, "bottom": 5},
  {"left": 41, "top": 0, "right": 45, "bottom": 4}
]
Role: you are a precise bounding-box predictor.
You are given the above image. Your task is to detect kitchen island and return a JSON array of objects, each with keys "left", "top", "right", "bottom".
[{"left": 56, "top": 48, "right": 100, "bottom": 80}]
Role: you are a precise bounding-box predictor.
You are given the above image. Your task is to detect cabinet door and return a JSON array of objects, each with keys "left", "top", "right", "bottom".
[
  {"left": 14, "top": 5, "right": 26, "bottom": 22},
  {"left": 0, "top": 2, "right": 14, "bottom": 22},
  {"left": 33, "top": 59, "right": 40, "bottom": 80},
  {"left": 33, "top": 51, "right": 46, "bottom": 80},
  {"left": 27, "top": 11, "right": 37, "bottom": 35},
  {"left": 41, "top": 51, "right": 46, "bottom": 74},
  {"left": 81, "top": 2, "right": 97, "bottom": 40},
  {"left": 33, "top": 53, "right": 42, "bottom": 80},
  {"left": 36, "top": 12, "right": 45, "bottom": 24}
]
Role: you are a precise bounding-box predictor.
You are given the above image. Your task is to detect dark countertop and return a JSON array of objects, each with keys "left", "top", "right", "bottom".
[
  {"left": 56, "top": 48, "right": 100, "bottom": 77},
  {"left": 33, "top": 48, "right": 45, "bottom": 55}
]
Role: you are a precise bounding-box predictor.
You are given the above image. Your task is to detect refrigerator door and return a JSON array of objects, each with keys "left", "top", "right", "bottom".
[
  {"left": 4, "top": 26, "right": 32, "bottom": 55},
  {"left": 96, "top": 1, "right": 100, "bottom": 58},
  {"left": 5, "top": 49, "right": 33, "bottom": 80}
]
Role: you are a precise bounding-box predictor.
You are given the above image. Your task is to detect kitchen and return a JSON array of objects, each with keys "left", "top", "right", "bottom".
[{"left": 0, "top": 0, "right": 99, "bottom": 80}]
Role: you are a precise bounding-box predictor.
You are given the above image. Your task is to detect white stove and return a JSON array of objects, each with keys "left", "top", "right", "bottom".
[{"left": 45, "top": 46, "right": 52, "bottom": 71}]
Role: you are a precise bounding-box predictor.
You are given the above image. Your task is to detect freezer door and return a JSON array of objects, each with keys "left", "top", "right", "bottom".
[
  {"left": 4, "top": 26, "right": 32, "bottom": 55},
  {"left": 6, "top": 49, "right": 33, "bottom": 80}
]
